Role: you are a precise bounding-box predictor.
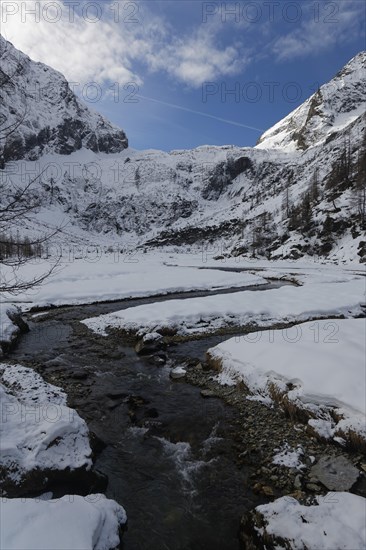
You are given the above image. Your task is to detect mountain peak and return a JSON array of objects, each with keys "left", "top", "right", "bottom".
[
  {"left": 337, "top": 50, "right": 366, "bottom": 75},
  {"left": 0, "top": 35, "right": 128, "bottom": 164},
  {"left": 256, "top": 51, "right": 366, "bottom": 152}
]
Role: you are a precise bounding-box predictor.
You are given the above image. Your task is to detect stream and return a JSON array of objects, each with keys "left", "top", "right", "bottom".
[{"left": 6, "top": 281, "right": 293, "bottom": 550}]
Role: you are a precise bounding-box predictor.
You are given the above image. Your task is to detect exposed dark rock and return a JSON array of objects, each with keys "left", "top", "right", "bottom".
[
  {"left": 200, "top": 389, "right": 216, "bottom": 398},
  {"left": 227, "top": 156, "right": 253, "bottom": 179},
  {"left": 89, "top": 432, "right": 107, "bottom": 455},
  {"left": 156, "top": 327, "right": 178, "bottom": 337},
  {"left": 239, "top": 509, "right": 270, "bottom": 550},
  {"left": 0, "top": 464, "right": 107, "bottom": 498},
  {"left": 0, "top": 308, "right": 29, "bottom": 355},
  {"left": 135, "top": 335, "right": 165, "bottom": 355},
  {"left": 5, "top": 307, "right": 29, "bottom": 334},
  {"left": 252, "top": 482, "right": 274, "bottom": 497},
  {"left": 202, "top": 162, "right": 231, "bottom": 200}
]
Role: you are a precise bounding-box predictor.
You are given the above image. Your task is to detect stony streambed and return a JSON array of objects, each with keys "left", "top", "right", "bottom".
[{"left": 2, "top": 285, "right": 365, "bottom": 549}]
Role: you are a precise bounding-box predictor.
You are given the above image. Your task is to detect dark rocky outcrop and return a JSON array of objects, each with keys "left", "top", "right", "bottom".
[{"left": 0, "top": 36, "right": 128, "bottom": 165}]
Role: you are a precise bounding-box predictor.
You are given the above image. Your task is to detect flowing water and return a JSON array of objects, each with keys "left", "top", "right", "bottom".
[{"left": 6, "top": 282, "right": 291, "bottom": 549}]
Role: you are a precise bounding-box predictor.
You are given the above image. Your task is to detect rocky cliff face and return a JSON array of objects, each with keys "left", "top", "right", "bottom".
[{"left": 0, "top": 35, "right": 128, "bottom": 165}]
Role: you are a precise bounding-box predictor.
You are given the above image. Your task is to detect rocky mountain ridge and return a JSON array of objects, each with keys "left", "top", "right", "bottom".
[
  {"left": 1, "top": 36, "right": 365, "bottom": 263},
  {"left": 256, "top": 51, "right": 366, "bottom": 151},
  {"left": 0, "top": 36, "right": 128, "bottom": 166}
]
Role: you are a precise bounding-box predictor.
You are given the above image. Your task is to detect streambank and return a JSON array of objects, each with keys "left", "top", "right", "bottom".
[{"left": 2, "top": 287, "right": 365, "bottom": 549}]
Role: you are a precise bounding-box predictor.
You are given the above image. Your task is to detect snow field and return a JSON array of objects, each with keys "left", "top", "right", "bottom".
[{"left": 82, "top": 277, "right": 365, "bottom": 337}]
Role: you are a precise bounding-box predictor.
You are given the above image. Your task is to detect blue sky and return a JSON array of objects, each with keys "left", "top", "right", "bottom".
[{"left": 2, "top": 0, "right": 365, "bottom": 150}]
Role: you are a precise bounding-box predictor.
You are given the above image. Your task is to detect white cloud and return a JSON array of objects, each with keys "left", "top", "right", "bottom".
[
  {"left": 0, "top": 0, "right": 249, "bottom": 88},
  {"left": 1, "top": 0, "right": 143, "bottom": 85},
  {"left": 151, "top": 27, "right": 249, "bottom": 87},
  {"left": 272, "top": 0, "right": 364, "bottom": 61}
]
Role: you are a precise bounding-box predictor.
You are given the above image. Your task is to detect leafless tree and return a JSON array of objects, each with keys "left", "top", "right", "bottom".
[
  {"left": 0, "top": 165, "right": 62, "bottom": 294},
  {"left": 0, "top": 43, "right": 61, "bottom": 295},
  {"left": 354, "top": 133, "right": 366, "bottom": 229},
  {"left": 282, "top": 172, "right": 293, "bottom": 220}
]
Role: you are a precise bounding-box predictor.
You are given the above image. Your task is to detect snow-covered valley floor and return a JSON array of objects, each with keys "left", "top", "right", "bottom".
[
  {"left": 1, "top": 253, "right": 365, "bottom": 549},
  {"left": 2, "top": 253, "right": 365, "bottom": 446}
]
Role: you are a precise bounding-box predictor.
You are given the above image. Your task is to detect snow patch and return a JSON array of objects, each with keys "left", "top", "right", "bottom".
[
  {"left": 272, "top": 443, "right": 305, "bottom": 470},
  {"left": 253, "top": 492, "right": 366, "bottom": 550},
  {"left": 0, "top": 364, "right": 92, "bottom": 484},
  {"left": 0, "top": 494, "right": 127, "bottom": 550}
]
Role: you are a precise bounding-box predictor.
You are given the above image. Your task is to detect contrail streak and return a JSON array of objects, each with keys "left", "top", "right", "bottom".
[{"left": 136, "top": 95, "right": 264, "bottom": 132}]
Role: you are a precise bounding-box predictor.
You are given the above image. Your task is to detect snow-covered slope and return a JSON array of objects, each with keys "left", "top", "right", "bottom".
[
  {"left": 1, "top": 38, "right": 365, "bottom": 263},
  {"left": 257, "top": 51, "right": 366, "bottom": 151},
  {"left": 0, "top": 36, "right": 127, "bottom": 164}
]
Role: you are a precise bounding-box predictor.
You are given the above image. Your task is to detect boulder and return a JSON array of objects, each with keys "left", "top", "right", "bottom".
[
  {"left": 310, "top": 455, "right": 359, "bottom": 491},
  {"left": 170, "top": 367, "right": 187, "bottom": 380},
  {"left": 135, "top": 332, "right": 165, "bottom": 355}
]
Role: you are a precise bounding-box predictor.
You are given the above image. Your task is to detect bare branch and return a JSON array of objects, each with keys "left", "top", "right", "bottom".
[{"left": 0, "top": 258, "right": 62, "bottom": 295}]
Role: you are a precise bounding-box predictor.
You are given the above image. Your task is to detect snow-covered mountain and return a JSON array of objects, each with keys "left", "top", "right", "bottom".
[
  {"left": 1, "top": 36, "right": 365, "bottom": 263},
  {"left": 0, "top": 36, "right": 127, "bottom": 165},
  {"left": 257, "top": 51, "right": 366, "bottom": 151}
]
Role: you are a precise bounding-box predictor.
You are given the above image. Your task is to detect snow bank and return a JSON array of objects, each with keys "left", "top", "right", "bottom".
[
  {"left": 0, "top": 494, "right": 127, "bottom": 550},
  {"left": 0, "top": 364, "right": 92, "bottom": 486},
  {"left": 250, "top": 492, "right": 366, "bottom": 550},
  {"left": 168, "top": 251, "right": 365, "bottom": 272},
  {"left": 4, "top": 256, "right": 266, "bottom": 307},
  {"left": 82, "top": 278, "right": 365, "bottom": 337},
  {"left": 207, "top": 319, "right": 366, "bottom": 442},
  {"left": 0, "top": 305, "right": 21, "bottom": 347}
]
